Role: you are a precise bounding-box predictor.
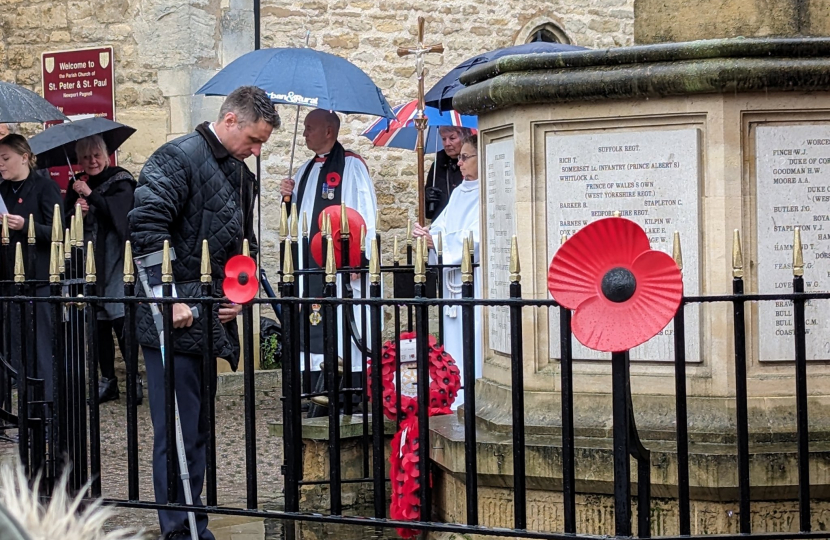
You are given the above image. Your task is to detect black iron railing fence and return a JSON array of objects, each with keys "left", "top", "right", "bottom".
[{"left": 0, "top": 223, "right": 825, "bottom": 540}]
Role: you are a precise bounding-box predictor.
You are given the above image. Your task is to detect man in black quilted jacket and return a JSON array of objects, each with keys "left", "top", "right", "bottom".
[{"left": 128, "top": 86, "right": 280, "bottom": 540}]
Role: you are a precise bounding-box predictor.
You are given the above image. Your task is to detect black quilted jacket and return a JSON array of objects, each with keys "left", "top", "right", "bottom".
[{"left": 128, "top": 123, "right": 257, "bottom": 369}]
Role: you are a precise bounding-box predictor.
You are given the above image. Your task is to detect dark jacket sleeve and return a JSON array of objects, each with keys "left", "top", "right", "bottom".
[
  {"left": 88, "top": 175, "right": 135, "bottom": 245},
  {"left": 23, "top": 175, "right": 63, "bottom": 246},
  {"left": 129, "top": 143, "right": 192, "bottom": 257},
  {"left": 426, "top": 161, "right": 436, "bottom": 189},
  {"left": 64, "top": 182, "right": 80, "bottom": 224}
]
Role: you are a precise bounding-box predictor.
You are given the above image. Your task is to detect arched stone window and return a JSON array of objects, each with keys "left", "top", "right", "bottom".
[{"left": 516, "top": 17, "right": 572, "bottom": 45}]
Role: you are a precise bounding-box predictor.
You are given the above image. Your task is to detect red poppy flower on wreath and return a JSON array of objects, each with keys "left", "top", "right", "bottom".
[
  {"left": 547, "top": 217, "right": 683, "bottom": 353},
  {"left": 326, "top": 171, "right": 341, "bottom": 187}
]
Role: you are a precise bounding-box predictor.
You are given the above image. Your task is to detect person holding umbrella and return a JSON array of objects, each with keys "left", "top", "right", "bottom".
[
  {"left": 279, "top": 109, "right": 377, "bottom": 402},
  {"left": 0, "top": 124, "right": 19, "bottom": 138},
  {"left": 0, "top": 134, "right": 63, "bottom": 400},
  {"left": 64, "top": 134, "right": 137, "bottom": 404},
  {"left": 424, "top": 126, "right": 473, "bottom": 220}
]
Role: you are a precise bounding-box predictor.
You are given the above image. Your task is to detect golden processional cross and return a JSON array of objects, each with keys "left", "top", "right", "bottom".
[{"left": 397, "top": 16, "right": 444, "bottom": 224}]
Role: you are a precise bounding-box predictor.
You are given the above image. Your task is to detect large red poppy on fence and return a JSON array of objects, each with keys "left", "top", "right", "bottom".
[
  {"left": 224, "top": 255, "right": 259, "bottom": 303},
  {"left": 547, "top": 217, "right": 683, "bottom": 352},
  {"left": 309, "top": 205, "right": 366, "bottom": 268}
]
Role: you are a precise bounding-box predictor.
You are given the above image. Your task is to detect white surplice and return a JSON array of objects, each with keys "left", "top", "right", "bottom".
[
  {"left": 428, "top": 179, "right": 482, "bottom": 410},
  {"left": 291, "top": 151, "right": 378, "bottom": 371}
]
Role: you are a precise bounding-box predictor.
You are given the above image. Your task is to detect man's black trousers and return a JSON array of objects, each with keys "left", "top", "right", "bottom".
[{"left": 143, "top": 346, "right": 215, "bottom": 540}]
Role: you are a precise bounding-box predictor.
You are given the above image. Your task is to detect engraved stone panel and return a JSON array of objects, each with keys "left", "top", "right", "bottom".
[
  {"left": 756, "top": 124, "right": 830, "bottom": 361},
  {"left": 545, "top": 129, "right": 701, "bottom": 361},
  {"left": 485, "top": 138, "right": 516, "bottom": 354}
]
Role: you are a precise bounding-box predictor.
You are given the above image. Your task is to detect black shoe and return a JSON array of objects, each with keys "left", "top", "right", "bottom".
[
  {"left": 164, "top": 530, "right": 194, "bottom": 540},
  {"left": 136, "top": 376, "right": 144, "bottom": 406},
  {"left": 98, "top": 377, "right": 119, "bottom": 403}
]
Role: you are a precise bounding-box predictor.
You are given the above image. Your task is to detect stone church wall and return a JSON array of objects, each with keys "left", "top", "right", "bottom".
[{"left": 1, "top": 0, "right": 633, "bottom": 272}]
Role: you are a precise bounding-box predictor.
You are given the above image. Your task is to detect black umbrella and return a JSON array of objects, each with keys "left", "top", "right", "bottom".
[
  {"left": 0, "top": 81, "right": 67, "bottom": 123},
  {"left": 424, "top": 42, "right": 585, "bottom": 111},
  {"left": 28, "top": 117, "right": 136, "bottom": 169}
]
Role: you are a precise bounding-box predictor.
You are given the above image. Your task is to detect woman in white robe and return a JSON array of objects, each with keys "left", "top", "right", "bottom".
[{"left": 414, "top": 135, "right": 482, "bottom": 410}]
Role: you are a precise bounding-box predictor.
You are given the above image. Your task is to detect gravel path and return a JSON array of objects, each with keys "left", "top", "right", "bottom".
[{"left": 98, "top": 359, "right": 286, "bottom": 538}]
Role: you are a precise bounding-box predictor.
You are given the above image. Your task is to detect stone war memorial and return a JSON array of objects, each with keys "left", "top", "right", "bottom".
[{"left": 429, "top": 0, "right": 830, "bottom": 536}]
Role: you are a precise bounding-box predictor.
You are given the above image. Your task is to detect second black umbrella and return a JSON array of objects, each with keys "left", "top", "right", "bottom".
[{"left": 28, "top": 117, "right": 136, "bottom": 169}]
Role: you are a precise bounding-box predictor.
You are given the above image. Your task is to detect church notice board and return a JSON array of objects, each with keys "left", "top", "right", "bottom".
[
  {"left": 485, "top": 137, "right": 516, "bottom": 355},
  {"left": 545, "top": 128, "right": 702, "bottom": 362},
  {"left": 755, "top": 124, "right": 830, "bottom": 361},
  {"left": 41, "top": 47, "right": 116, "bottom": 194}
]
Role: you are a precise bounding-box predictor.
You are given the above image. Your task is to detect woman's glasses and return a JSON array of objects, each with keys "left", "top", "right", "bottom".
[{"left": 457, "top": 153, "right": 477, "bottom": 163}]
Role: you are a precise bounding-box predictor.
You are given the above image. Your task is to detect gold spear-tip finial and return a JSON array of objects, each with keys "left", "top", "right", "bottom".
[
  {"left": 468, "top": 230, "right": 474, "bottom": 256},
  {"left": 340, "top": 202, "right": 349, "bottom": 237},
  {"left": 85, "top": 241, "right": 96, "bottom": 283},
  {"left": 69, "top": 217, "right": 77, "bottom": 248},
  {"left": 13, "top": 242, "right": 24, "bottom": 283},
  {"left": 369, "top": 238, "right": 381, "bottom": 284},
  {"left": 393, "top": 235, "right": 400, "bottom": 263},
  {"left": 302, "top": 211, "right": 309, "bottom": 238},
  {"left": 290, "top": 203, "right": 299, "bottom": 240},
  {"left": 509, "top": 235, "right": 521, "bottom": 283},
  {"left": 672, "top": 231, "right": 683, "bottom": 271},
  {"left": 461, "top": 236, "right": 473, "bottom": 283},
  {"left": 732, "top": 229, "right": 744, "bottom": 278},
  {"left": 360, "top": 225, "right": 366, "bottom": 253},
  {"left": 200, "top": 239, "right": 212, "bottom": 283},
  {"left": 414, "top": 237, "right": 426, "bottom": 283},
  {"left": 613, "top": 210, "right": 621, "bottom": 218},
  {"left": 243, "top": 238, "right": 250, "bottom": 257},
  {"left": 793, "top": 227, "right": 804, "bottom": 277},
  {"left": 282, "top": 237, "right": 295, "bottom": 283},
  {"left": 162, "top": 240, "right": 173, "bottom": 283},
  {"left": 51, "top": 204, "right": 62, "bottom": 243},
  {"left": 406, "top": 220, "right": 412, "bottom": 246},
  {"left": 1, "top": 215, "right": 9, "bottom": 247},
  {"left": 561, "top": 233, "right": 568, "bottom": 245},
  {"left": 49, "top": 242, "right": 61, "bottom": 283},
  {"left": 325, "top": 233, "right": 337, "bottom": 283},
  {"left": 375, "top": 213, "right": 380, "bottom": 235},
  {"left": 1, "top": 215, "right": 8, "bottom": 246},
  {"left": 279, "top": 202, "right": 288, "bottom": 239},
  {"left": 436, "top": 231, "right": 443, "bottom": 257},
  {"left": 27, "top": 214, "right": 35, "bottom": 245},
  {"left": 64, "top": 228, "right": 71, "bottom": 258},
  {"left": 124, "top": 241, "right": 135, "bottom": 283},
  {"left": 74, "top": 205, "right": 83, "bottom": 246},
  {"left": 324, "top": 212, "right": 332, "bottom": 238}
]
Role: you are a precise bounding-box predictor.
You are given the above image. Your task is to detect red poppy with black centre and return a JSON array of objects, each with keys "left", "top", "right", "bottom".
[
  {"left": 547, "top": 216, "right": 683, "bottom": 353},
  {"left": 326, "top": 171, "right": 341, "bottom": 187},
  {"left": 224, "top": 255, "right": 258, "bottom": 304}
]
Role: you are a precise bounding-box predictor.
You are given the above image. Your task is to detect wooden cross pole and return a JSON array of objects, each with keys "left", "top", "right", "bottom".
[{"left": 397, "top": 16, "right": 443, "bottom": 224}]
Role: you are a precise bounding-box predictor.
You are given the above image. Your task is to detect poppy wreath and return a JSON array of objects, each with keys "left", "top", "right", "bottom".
[
  {"left": 366, "top": 331, "right": 461, "bottom": 537},
  {"left": 367, "top": 331, "right": 461, "bottom": 421},
  {"left": 389, "top": 416, "right": 422, "bottom": 539},
  {"left": 547, "top": 216, "right": 683, "bottom": 352}
]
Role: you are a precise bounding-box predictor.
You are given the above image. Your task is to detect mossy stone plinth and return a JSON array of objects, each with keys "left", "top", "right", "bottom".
[{"left": 452, "top": 38, "right": 830, "bottom": 115}]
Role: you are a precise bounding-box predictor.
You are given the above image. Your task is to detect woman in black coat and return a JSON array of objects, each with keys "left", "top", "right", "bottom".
[
  {"left": 0, "top": 134, "right": 63, "bottom": 401},
  {"left": 65, "top": 134, "right": 137, "bottom": 404}
]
